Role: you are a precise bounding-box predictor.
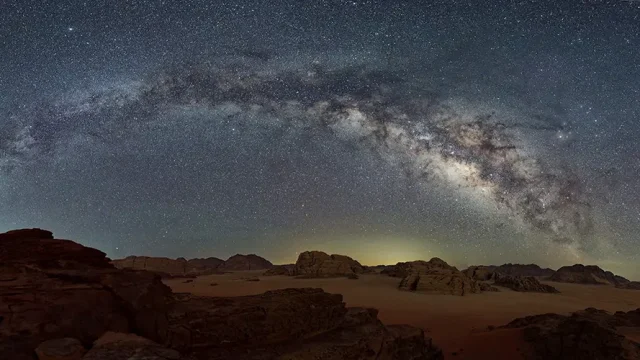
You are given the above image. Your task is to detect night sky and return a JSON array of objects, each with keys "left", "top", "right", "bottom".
[{"left": 1, "top": 0, "right": 639, "bottom": 278}]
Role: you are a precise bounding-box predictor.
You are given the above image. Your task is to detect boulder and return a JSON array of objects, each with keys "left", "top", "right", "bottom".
[
  {"left": 397, "top": 258, "right": 481, "bottom": 296},
  {"left": 35, "top": 338, "right": 85, "bottom": 360},
  {"left": 478, "top": 282, "right": 500, "bottom": 292},
  {"left": 294, "top": 251, "right": 365, "bottom": 277},
  {"left": 550, "top": 264, "right": 628, "bottom": 285},
  {"left": 492, "top": 273, "right": 560, "bottom": 293},
  {"left": 501, "top": 308, "right": 640, "bottom": 360},
  {"left": 82, "top": 332, "right": 185, "bottom": 360},
  {"left": 221, "top": 254, "right": 273, "bottom": 270}
]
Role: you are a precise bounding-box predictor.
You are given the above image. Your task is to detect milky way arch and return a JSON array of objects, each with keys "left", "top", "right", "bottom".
[{"left": 0, "top": 62, "right": 592, "bottom": 248}]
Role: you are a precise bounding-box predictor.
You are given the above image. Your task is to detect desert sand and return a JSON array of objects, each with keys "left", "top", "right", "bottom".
[{"left": 166, "top": 271, "right": 640, "bottom": 359}]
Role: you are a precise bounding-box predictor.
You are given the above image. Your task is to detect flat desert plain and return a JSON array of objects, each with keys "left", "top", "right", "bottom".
[{"left": 165, "top": 272, "right": 640, "bottom": 359}]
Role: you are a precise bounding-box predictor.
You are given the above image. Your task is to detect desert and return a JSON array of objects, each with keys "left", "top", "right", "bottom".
[{"left": 2, "top": 229, "right": 640, "bottom": 360}]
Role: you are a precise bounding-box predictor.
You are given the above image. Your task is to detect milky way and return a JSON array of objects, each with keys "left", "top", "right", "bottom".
[{"left": 2, "top": 61, "right": 592, "bottom": 248}]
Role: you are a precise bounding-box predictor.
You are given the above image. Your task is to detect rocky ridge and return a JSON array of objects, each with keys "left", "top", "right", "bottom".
[
  {"left": 550, "top": 264, "right": 630, "bottom": 286},
  {"left": 112, "top": 253, "right": 272, "bottom": 277}
]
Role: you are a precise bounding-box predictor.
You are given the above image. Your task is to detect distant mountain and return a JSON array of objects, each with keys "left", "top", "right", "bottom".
[{"left": 550, "top": 264, "right": 629, "bottom": 286}]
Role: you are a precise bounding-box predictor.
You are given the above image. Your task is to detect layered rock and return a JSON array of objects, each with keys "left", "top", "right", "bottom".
[
  {"left": 462, "top": 264, "right": 555, "bottom": 281},
  {"left": 0, "top": 229, "right": 173, "bottom": 360},
  {"left": 111, "top": 256, "right": 226, "bottom": 277},
  {"left": 501, "top": 308, "right": 640, "bottom": 360},
  {"left": 2, "top": 229, "right": 442, "bottom": 360},
  {"left": 220, "top": 254, "right": 273, "bottom": 270},
  {"left": 550, "top": 264, "right": 629, "bottom": 285},
  {"left": 396, "top": 258, "right": 481, "bottom": 296},
  {"left": 494, "top": 263, "right": 555, "bottom": 278},
  {"left": 492, "top": 273, "right": 560, "bottom": 293},
  {"left": 293, "top": 251, "right": 365, "bottom": 277},
  {"left": 462, "top": 265, "right": 497, "bottom": 281}
]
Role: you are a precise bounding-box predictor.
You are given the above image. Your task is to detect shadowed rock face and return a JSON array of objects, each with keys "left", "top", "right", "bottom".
[
  {"left": 550, "top": 264, "right": 629, "bottom": 285},
  {"left": 396, "top": 258, "right": 481, "bottom": 296},
  {"left": 501, "top": 308, "right": 640, "bottom": 360},
  {"left": 1, "top": 229, "right": 442, "bottom": 360},
  {"left": 0, "top": 229, "right": 173, "bottom": 359},
  {"left": 263, "top": 264, "right": 295, "bottom": 276},
  {"left": 220, "top": 254, "right": 273, "bottom": 270},
  {"left": 293, "top": 251, "right": 365, "bottom": 277},
  {"left": 492, "top": 273, "right": 560, "bottom": 293},
  {"left": 462, "top": 264, "right": 555, "bottom": 281}
]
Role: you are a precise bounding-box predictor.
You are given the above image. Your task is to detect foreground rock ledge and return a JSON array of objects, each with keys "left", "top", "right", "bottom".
[
  {"left": 501, "top": 307, "right": 640, "bottom": 360},
  {"left": 0, "top": 228, "right": 443, "bottom": 360}
]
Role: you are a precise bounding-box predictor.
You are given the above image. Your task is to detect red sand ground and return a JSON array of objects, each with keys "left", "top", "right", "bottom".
[{"left": 166, "top": 272, "right": 640, "bottom": 359}]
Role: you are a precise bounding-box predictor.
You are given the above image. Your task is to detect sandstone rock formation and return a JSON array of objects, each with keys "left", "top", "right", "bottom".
[
  {"left": 494, "top": 263, "right": 555, "bottom": 277},
  {"left": 462, "top": 265, "right": 496, "bottom": 281},
  {"left": 293, "top": 251, "right": 365, "bottom": 277},
  {"left": 501, "top": 307, "right": 640, "bottom": 359},
  {"left": 2, "top": 229, "right": 442, "bottom": 360},
  {"left": 492, "top": 273, "right": 560, "bottom": 293},
  {"left": 220, "top": 254, "right": 273, "bottom": 270},
  {"left": 112, "top": 253, "right": 272, "bottom": 276},
  {"left": 396, "top": 258, "right": 481, "bottom": 296},
  {"left": 0, "top": 229, "right": 173, "bottom": 360},
  {"left": 550, "top": 264, "right": 629, "bottom": 285},
  {"left": 263, "top": 264, "right": 295, "bottom": 276},
  {"left": 462, "top": 263, "right": 555, "bottom": 281}
]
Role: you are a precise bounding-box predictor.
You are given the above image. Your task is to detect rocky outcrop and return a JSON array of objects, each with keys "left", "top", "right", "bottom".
[
  {"left": 494, "top": 263, "right": 555, "bottom": 277},
  {"left": 263, "top": 264, "right": 295, "bottom": 276},
  {"left": 492, "top": 273, "right": 560, "bottom": 293},
  {"left": 112, "top": 254, "right": 273, "bottom": 276},
  {"left": 396, "top": 258, "right": 481, "bottom": 296},
  {"left": 0, "top": 229, "right": 173, "bottom": 360},
  {"left": 167, "top": 289, "right": 443, "bottom": 359},
  {"left": 501, "top": 308, "right": 640, "bottom": 359},
  {"left": 462, "top": 265, "right": 497, "bottom": 281},
  {"left": 220, "top": 254, "right": 273, "bottom": 270},
  {"left": 2, "top": 229, "right": 442, "bottom": 360},
  {"left": 550, "top": 264, "right": 629, "bottom": 285},
  {"left": 111, "top": 256, "right": 226, "bottom": 277},
  {"left": 293, "top": 251, "right": 365, "bottom": 277},
  {"left": 462, "top": 264, "right": 555, "bottom": 281}
]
